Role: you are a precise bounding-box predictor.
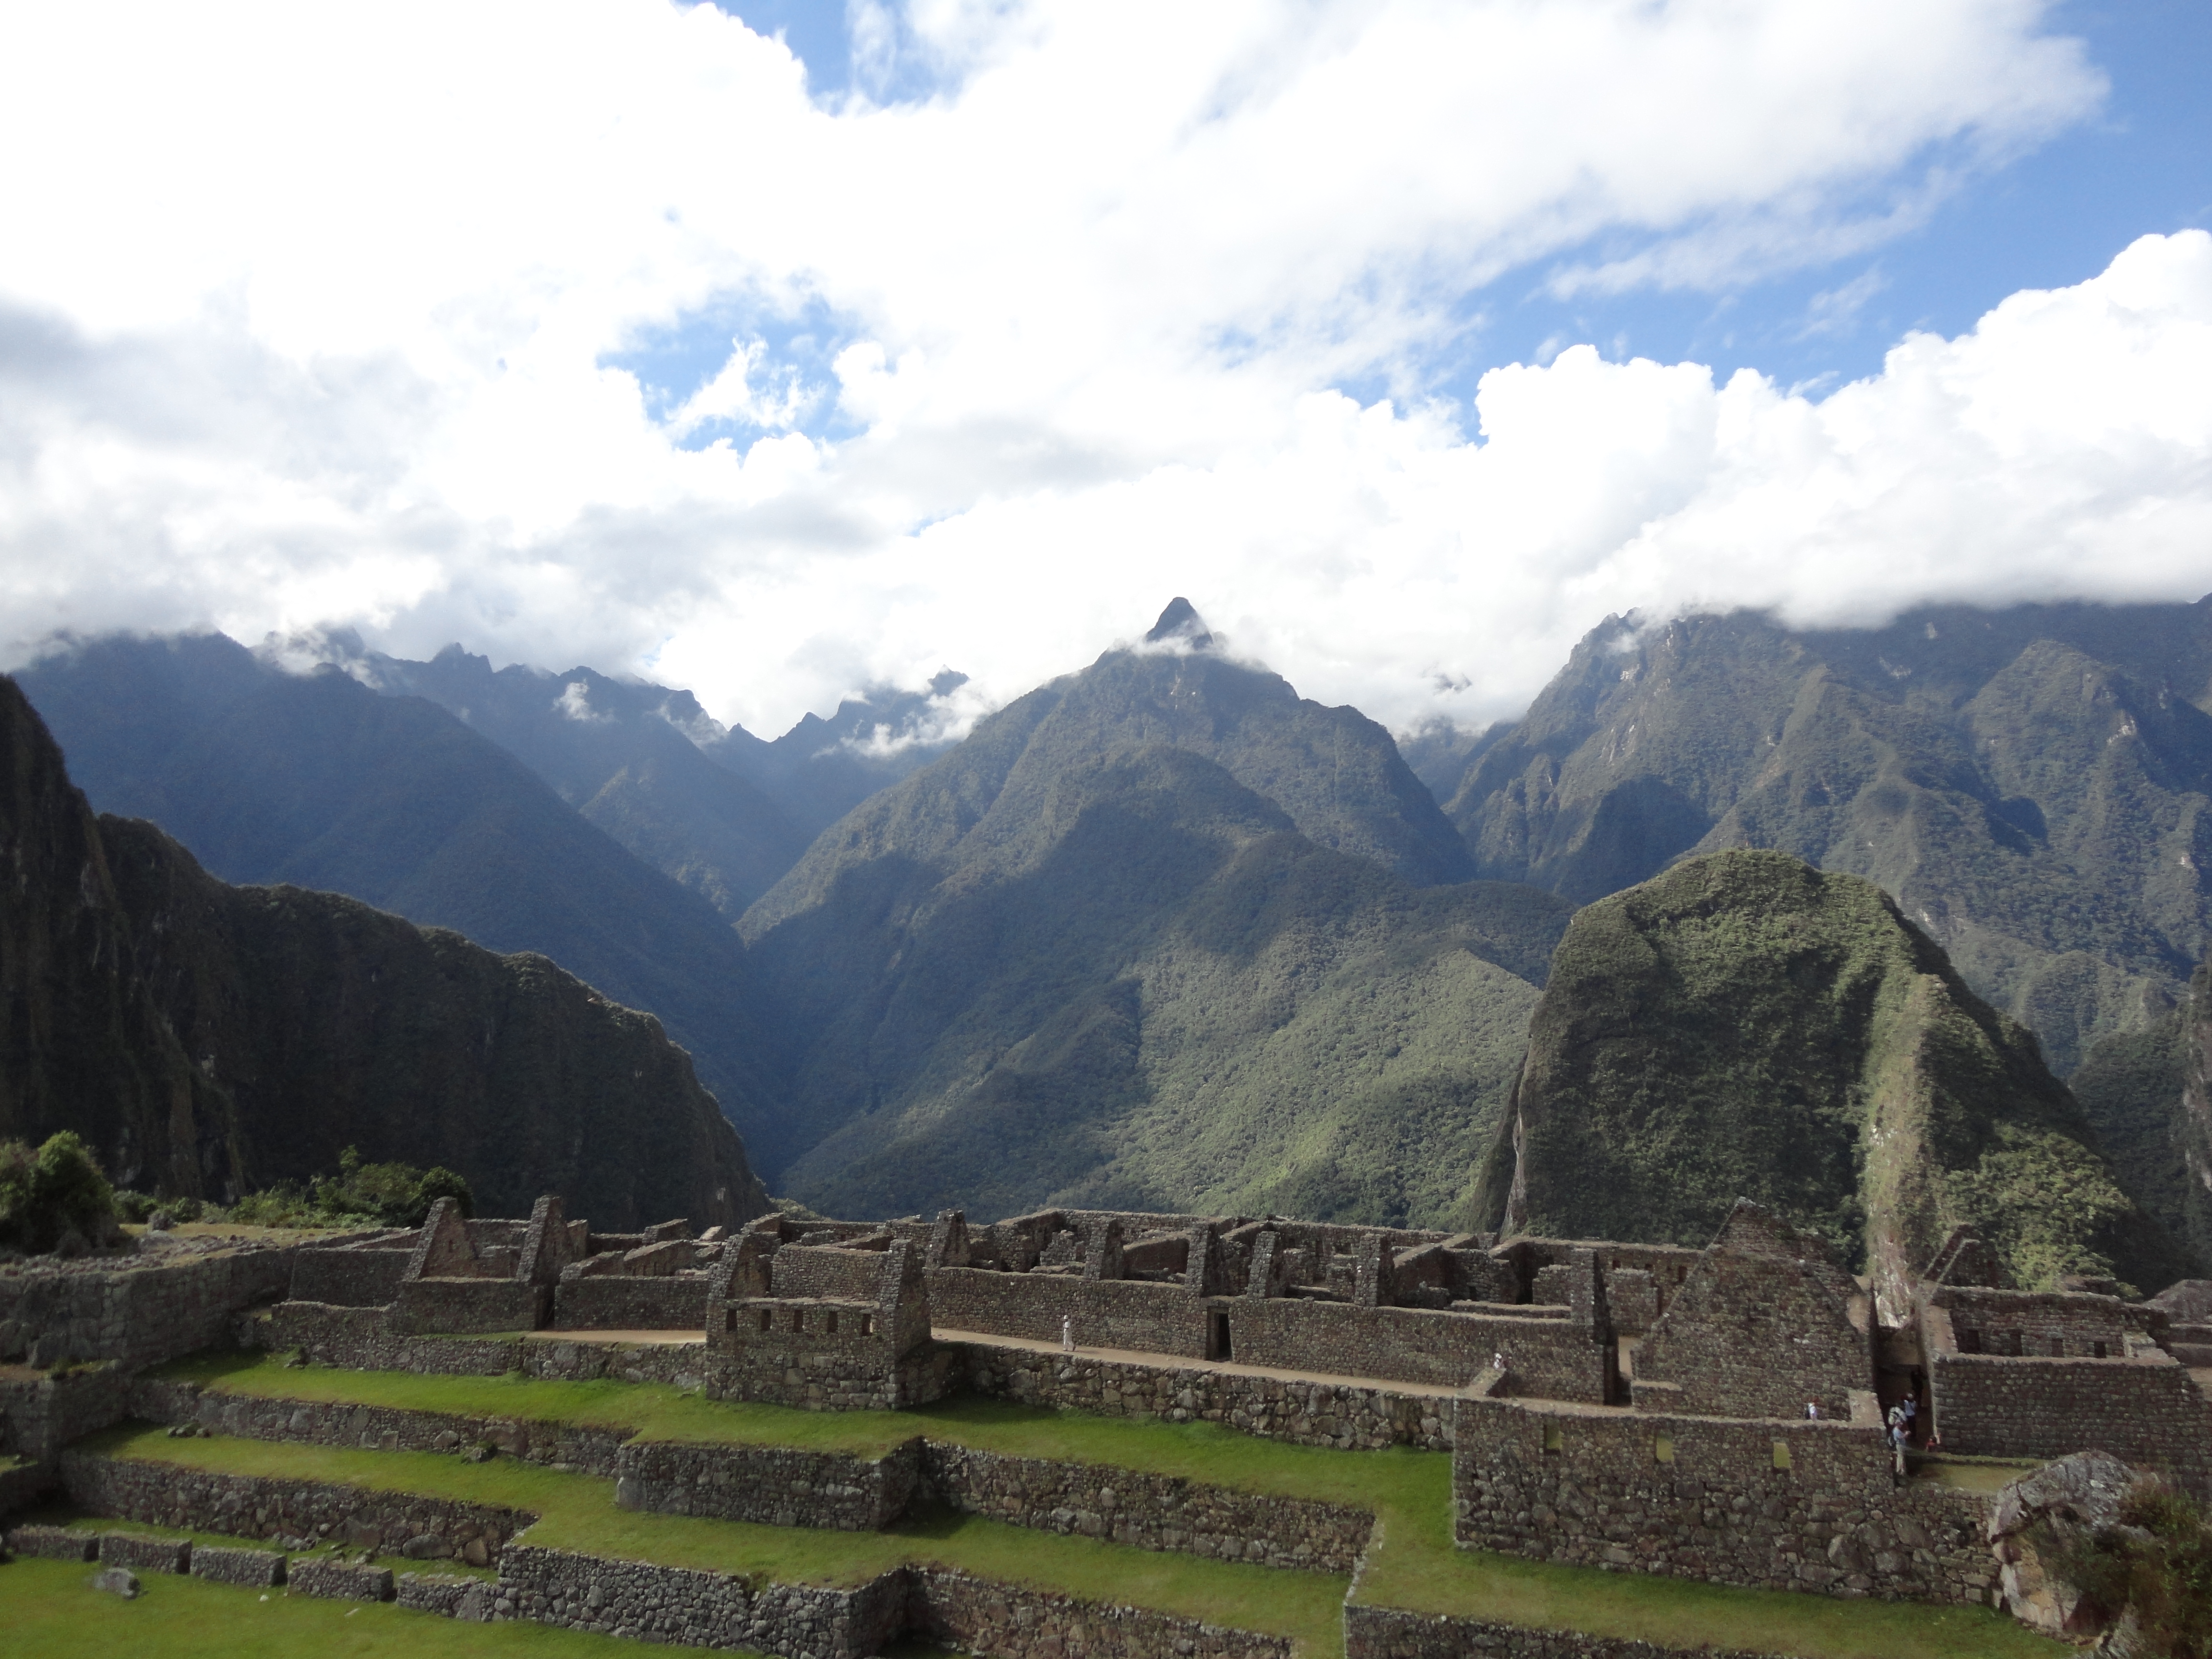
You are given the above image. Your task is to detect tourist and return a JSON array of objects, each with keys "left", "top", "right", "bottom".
[
  {"left": 1804, "top": 1402, "right": 1818, "bottom": 1419},
  {"left": 1061, "top": 1315, "right": 1073, "bottom": 1355}
]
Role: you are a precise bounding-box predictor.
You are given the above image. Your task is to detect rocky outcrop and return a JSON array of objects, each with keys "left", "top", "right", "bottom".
[
  {"left": 0, "top": 674, "right": 769, "bottom": 1229},
  {"left": 1988, "top": 1450, "right": 2137, "bottom": 1639},
  {"left": 1476, "top": 850, "right": 2184, "bottom": 1302}
]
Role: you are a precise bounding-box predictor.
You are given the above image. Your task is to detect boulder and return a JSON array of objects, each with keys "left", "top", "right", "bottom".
[{"left": 1990, "top": 1450, "right": 2136, "bottom": 1637}]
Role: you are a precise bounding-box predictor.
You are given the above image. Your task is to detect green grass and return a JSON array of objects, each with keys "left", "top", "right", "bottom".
[
  {"left": 0, "top": 1554, "right": 745, "bottom": 1659},
  {"left": 131, "top": 1357, "right": 2072, "bottom": 1659},
  {"left": 81, "top": 1425, "right": 1353, "bottom": 1656}
]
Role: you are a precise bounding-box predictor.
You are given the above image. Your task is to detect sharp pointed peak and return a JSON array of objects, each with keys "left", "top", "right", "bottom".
[{"left": 1144, "top": 597, "right": 1214, "bottom": 651}]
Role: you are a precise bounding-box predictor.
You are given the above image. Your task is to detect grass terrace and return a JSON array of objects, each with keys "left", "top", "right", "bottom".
[
  {"left": 103, "top": 1352, "right": 2072, "bottom": 1659},
  {"left": 3, "top": 1554, "right": 756, "bottom": 1659}
]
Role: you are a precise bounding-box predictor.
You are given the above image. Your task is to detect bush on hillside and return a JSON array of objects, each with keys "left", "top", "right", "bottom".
[
  {"left": 2053, "top": 1479, "right": 2212, "bottom": 1654},
  {"left": 0, "top": 1132, "right": 120, "bottom": 1254},
  {"left": 227, "top": 1148, "right": 474, "bottom": 1230}
]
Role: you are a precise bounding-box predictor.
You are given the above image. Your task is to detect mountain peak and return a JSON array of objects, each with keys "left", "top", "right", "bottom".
[{"left": 1144, "top": 597, "right": 1214, "bottom": 650}]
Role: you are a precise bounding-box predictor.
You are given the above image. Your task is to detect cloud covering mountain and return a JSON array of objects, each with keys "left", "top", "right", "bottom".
[{"left": 1, "top": 1, "right": 2206, "bottom": 740}]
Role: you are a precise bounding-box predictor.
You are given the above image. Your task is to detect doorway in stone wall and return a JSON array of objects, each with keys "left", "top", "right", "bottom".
[{"left": 1209, "top": 1310, "right": 1232, "bottom": 1361}]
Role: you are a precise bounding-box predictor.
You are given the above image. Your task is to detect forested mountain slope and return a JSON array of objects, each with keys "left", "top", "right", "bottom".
[
  {"left": 0, "top": 675, "right": 768, "bottom": 1227},
  {"left": 1436, "top": 600, "right": 2212, "bottom": 1074},
  {"left": 15, "top": 636, "right": 791, "bottom": 1154},
  {"left": 744, "top": 617, "right": 1561, "bottom": 1220},
  {"left": 1478, "top": 849, "right": 2187, "bottom": 1303}
]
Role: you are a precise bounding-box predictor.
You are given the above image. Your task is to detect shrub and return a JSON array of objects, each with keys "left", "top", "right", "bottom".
[
  {"left": 0, "top": 1132, "right": 120, "bottom": 1253},
  {"left": 218, "top": 1149, "right": 476, "bottom": 1231},
  {"left": 2050, "top": 1479, "right": 2212, "bottom": 1656}
]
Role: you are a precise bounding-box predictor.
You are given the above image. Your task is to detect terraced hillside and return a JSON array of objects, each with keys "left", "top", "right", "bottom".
[{"left": 4, "top": 1346, "right": 2062, "bottom": 1659}]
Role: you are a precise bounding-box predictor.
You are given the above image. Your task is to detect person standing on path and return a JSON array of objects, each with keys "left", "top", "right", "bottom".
[{"left": 1062, "top": 1315, "right": 1074, "bottom": 1355}]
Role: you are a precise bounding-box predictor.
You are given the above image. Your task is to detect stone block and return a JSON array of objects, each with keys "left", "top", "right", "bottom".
[
  {"left": 288, "top": 1556, "right": 396, "bottom": 1601},
  {"left": 99, "top": 1530, "right": 191, "bottom": 1573},
  {"left": 191, "top": 1544, "right": 288, "bottom": 1587},
  {"left": 6, "top": 1523, "right": 97, "bottom": 1561}
]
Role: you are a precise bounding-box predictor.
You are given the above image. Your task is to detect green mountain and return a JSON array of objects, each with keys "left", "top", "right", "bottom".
[
  {"left": 1476, "top": 849, "right": 2187, "bottom": 1300},
  {"left": 1436, "top": 600, "right": 2212, "bottom": 1076},
  {"left": 2069, "top": 937, "right": 2212, "bottom": 1268},
  {"left": 15, "top": 635, "right": 793, "bottom": 1158},
  {"left": 743, "top": 610, "right": 1564, "bottom": 1221},
  {"left": 0, "top": 674, "right": 767, "bottom": 1227}
]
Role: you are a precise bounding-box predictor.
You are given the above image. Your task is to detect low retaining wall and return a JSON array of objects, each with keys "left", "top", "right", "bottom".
[
  {"left": 99, "top": 1529, "right": 191, "bottom": 1573},
  {"left": 290, "top": 1557, "right": 395, "bottom": 1601},
  {"left": 522, "top": 1337, "right": 710, "bottom": 1389},
  {"left": 923, "top": 1442, "right": 1373, "bottom": 1571},
  {"left": 1, "top": 1362, "right": 136, "bottom": 1463},
  {"left": 60, "top": 1450, "right": 532, "bottom": 1564},
  {"left": 1344, "top": 1604, "right": 1790, "bottom": 1659},
  {"left": 913, "top": 1566, "right": 1294, "bottom": 1659},
  {"left": 1452, "top": 1397, "right": 1995, "bottom": 1604},
  {"left": 960, "top": 1343, "right": 1453, "bottom": 1451},
  {"left": 496, "top": 1542, "right": 909, "bottom": 1656},
  {"left": 241, "top": 1303, "right": 523, "bottom": 1375},
  {"left": 614, "top": 1437, "right": 923, "bottom": 1532},
  {"left": 192, "top": 1542, "right": 287, "bottom": 1586},
  {"left": 137, "top": 1379, "right": 629, "bottom": 1475}
]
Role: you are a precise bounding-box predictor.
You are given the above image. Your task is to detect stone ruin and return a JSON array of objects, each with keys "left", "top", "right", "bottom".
[{"left": 11, "top": 1187, "right": 2212, "bottom": 1625}]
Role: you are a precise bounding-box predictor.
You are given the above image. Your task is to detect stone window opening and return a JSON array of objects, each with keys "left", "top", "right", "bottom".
[
  {"left": 724, "top": 1310, "right": 737, "bottom": 1333},
  {"left": 826, "top": 1311, "right": 839, "bottom": 1335},
  {"left": 1959, "top": 1328, "right": 1983, "bottom": 1354},
  {"left": 2005, "top": 1330, "right": 2024, "bottom": 1357},
  {"left": 1208, "top": 1310, "right": 1233, "bottom": 1362},
  {"left": 860, "top": 1314, "right": 873, "bottom": 1337},
  {"left": 2094, "top": 1341, "right": 2109, "bottom": 1358},
  {"left": 2048, "top": 1335, "right": 2065, "bottom": 1358},
  {"left": 1653, "top": 1434, "right": 1674, "bottom": 1464},
  {"left": 757, "top": 1309, "right": 772, "bottom": 1333},
  {"left": 789, "top": 1308, "right": 805, "bottom": 1333}
]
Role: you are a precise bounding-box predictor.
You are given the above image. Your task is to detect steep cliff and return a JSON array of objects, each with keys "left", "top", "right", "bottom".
[
  {"left": 0, "top": 674, "right": 769, "bottom": 1229},
  {"left": 1476, "top": 849, "right": 2186, "bottom": 1302}
]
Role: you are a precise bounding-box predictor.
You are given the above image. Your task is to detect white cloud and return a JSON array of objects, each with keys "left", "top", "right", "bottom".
[{"left": 5, "top": 0, "right": 2195, "bottom": 743}]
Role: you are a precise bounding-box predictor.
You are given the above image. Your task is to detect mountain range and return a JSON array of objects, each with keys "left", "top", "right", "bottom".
[{"left": 14, "top": 595, "right": 2212, "bottom": 1287}]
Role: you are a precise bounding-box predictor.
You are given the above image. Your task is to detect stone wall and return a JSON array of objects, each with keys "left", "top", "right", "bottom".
[
  {"left": 0, "top": 1361, "right": 134, "bottom": 1463},
  {"left": 962, "top": 1343, "right": 1453, "bottom": 1452},
  {"left": 393, "top": 1278, "right": 547, "bottom": 1335},
  {"left": 289, "top": 1246, "right": 413, "bottom": 1308},
  {"left": 1927, "top": 1349, "right": 2212, "bottom": 1493},
  {"left": 1934, "top": 1286, "right": 2150, "bottom": 1358},
  {"left": 921, "top": 1442, "right": 1373, "bottom": 1570},
  {"left": 1632, "top": 1249, "right": 1869, "bottom": 1420},
  {"left": 520, "top": 1335, "right": 709, "bottom": 1389},
  {"left": 0, "top": 1243, "right": 302, "bottom": 1369},
  {"left": 552, "top": 1275, "right": 710, "bottom": 1332},
  {"left": 241, "top": 1302, "right": 523, "bottom": 1374},
  {"left": 1229, "top": 1298, "right": 1604, "bottom": 1399},
  {"left": 912, "top": 1567, "right": 1294, "bottom": 1659},
  {"left": 134, "top": 1378, "right": 631, "bottom": 1478},
  {"left": 928, "top": 1267, "right": 1606, "bottom": 1399},
  {"left": 927, "top": 1267, "right": 1211, "bottom": 1357},
  {"left": 706, "top": 1321, "right": 956, "bottom": 1412},
  {"left": 60, "top": 1449, "right": 531, "bottom": 1565},
  {"left": 1451, "top": 1396, "right": 1994, "bottom": 1604},
  {"left": 1343, "top": 1603, "right": 1789, "bottom": 1659},
  {"left": 495, "top": 1542, "right": 909, "bottom": 1657},
  {"left": 613, "top": 1437, "right": 924, "bottom": 1532}
]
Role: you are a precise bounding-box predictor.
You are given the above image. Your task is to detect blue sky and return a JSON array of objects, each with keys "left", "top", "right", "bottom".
[
  {"left": 691, "top": 0, "right": 2211, "bottom": 411},
  {"left": 4, "top": 1, "right": 2210, "bottom": 735}
]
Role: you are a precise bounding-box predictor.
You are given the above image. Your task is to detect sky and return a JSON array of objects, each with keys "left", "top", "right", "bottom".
[{"left": 1, "top": 0, "right": 2208, "bottom": 740}]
